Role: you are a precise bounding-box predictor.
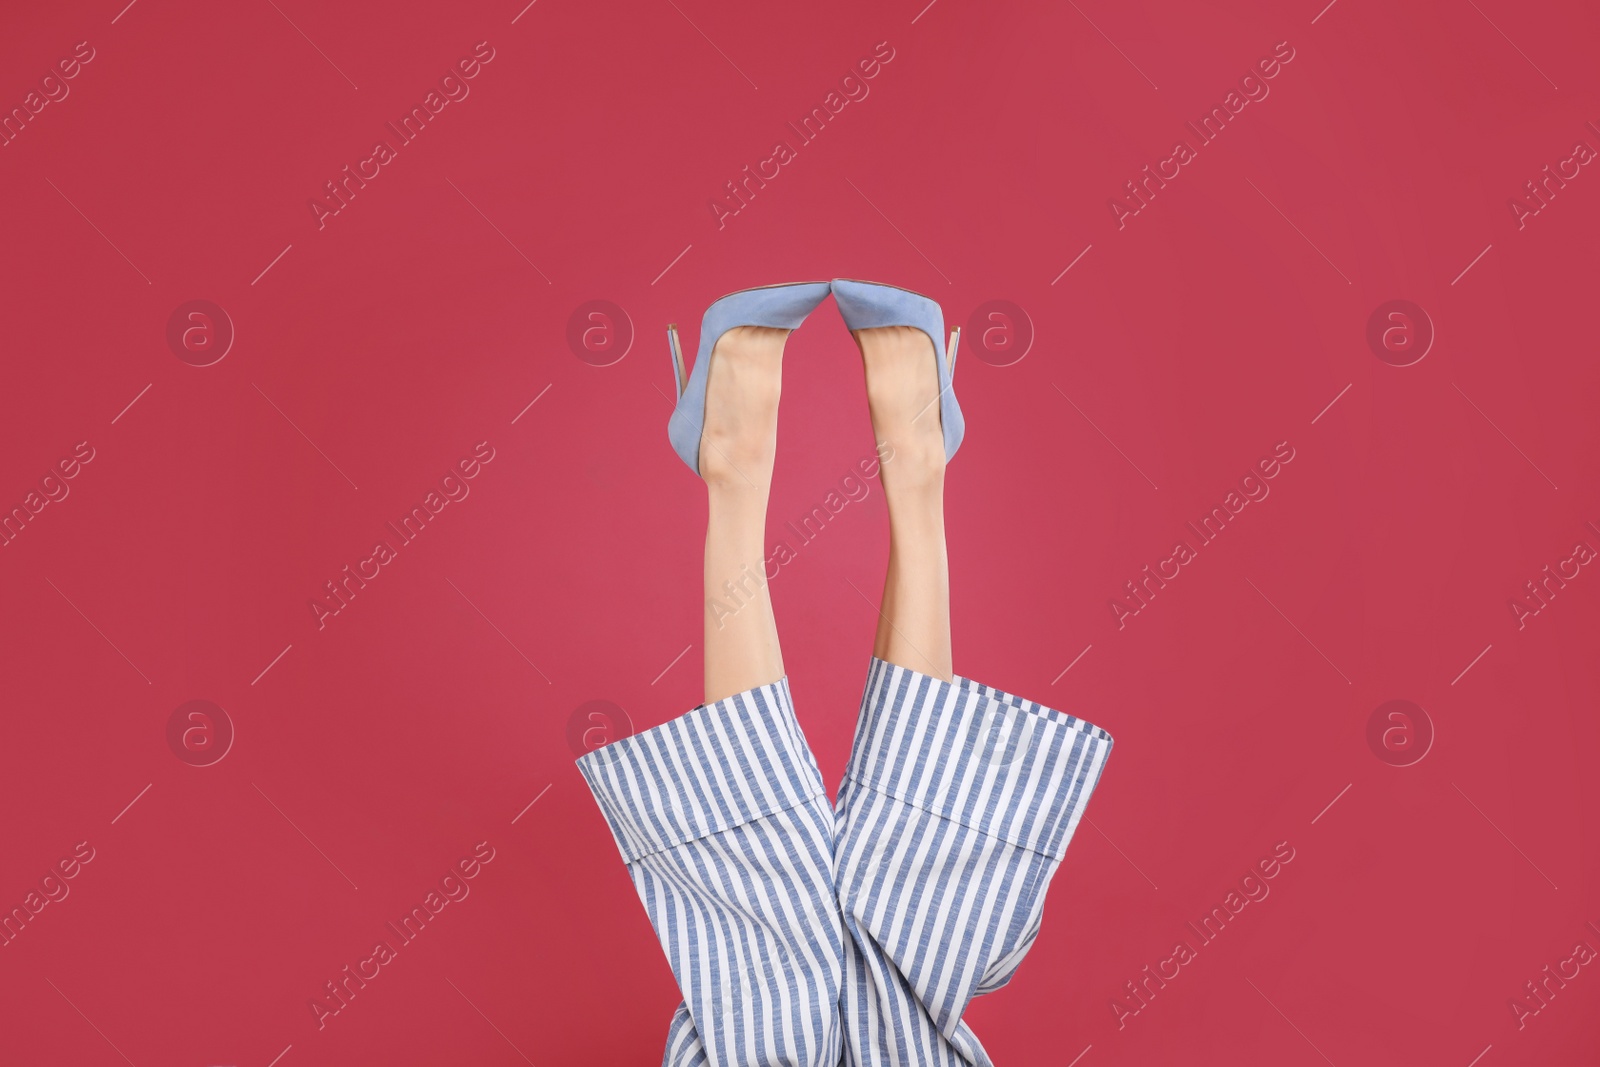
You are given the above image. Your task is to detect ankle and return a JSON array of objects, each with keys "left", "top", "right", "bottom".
[
  {"left": 700, "top": 433, "right": 775, "bottom": 491},
  {"left": 874, "top": 430, "right": 945, "bottom": 493}
]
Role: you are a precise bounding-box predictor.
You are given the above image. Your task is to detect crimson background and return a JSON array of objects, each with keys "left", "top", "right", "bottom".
[{"left": 1, "top": 0, "right": 1597, "bottom": 1064}]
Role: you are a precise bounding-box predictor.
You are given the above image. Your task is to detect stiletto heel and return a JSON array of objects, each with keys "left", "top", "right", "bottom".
[
  {"left": 667, "top": 282, "right": 833, "bottom": 476},
  {"left": 667, "top": 324, "right": 688, "bottom": 397},
  {"left": 830, "top": 279, "right": 966, "bottom": 460}
]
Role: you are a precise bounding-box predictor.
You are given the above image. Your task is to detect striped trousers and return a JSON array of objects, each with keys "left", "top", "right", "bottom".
[{"left": 577, "top": 659, "right": 1113, "bottom": 1066}]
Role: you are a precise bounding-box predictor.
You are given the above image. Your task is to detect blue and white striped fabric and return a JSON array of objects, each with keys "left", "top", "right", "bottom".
[
  {"left": 577, "top": 678, "right": 845, "bottom": 1066},
  {"left": 834, "top": 659, "right": 1112, "bottom": 1065},
  {"left": 578, "top": 661, "right": 1113, "bottom": 1066}
]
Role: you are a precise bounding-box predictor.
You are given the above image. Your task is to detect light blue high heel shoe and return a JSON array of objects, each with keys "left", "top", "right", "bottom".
[
  {"left": 829, "top": 279, "right": 965, "bottom": 461},
  {"left": 666, "top": 282, "right": 833, "bottom": 475}
]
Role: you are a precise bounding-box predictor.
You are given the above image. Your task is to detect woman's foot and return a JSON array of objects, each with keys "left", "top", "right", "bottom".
[
  {"left": 698, "top": 326, "right": 789, "bottom": 491},
  {"left": 854, "top": 325, "right": 947, "bottom": 493}
]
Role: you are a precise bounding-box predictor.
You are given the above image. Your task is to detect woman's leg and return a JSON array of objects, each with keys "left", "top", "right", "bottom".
[
  {"left": 578, "top": 325, "right": 844, "bottom": 1067},
  {"left": 835, "top": 324, "right": 1114, "bottom": 1065},
  {"left": 853, "top": 324, "right": 954, "bottom": 681},
  {"left": 700, "top": 326, "right": 789, "bottom": 702}
]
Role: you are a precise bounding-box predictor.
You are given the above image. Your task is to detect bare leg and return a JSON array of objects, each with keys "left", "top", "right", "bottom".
[
  {"left": 853, "top": 325, "right": 954, "bottom": 682},
  {"left": 700, "top": 326, "right": 791, "bottom": 704}
]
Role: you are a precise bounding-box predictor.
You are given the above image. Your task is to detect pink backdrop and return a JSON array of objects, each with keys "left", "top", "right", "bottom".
[{"left": 2, "top": 0, "right": 1597, "bottom": 1064}]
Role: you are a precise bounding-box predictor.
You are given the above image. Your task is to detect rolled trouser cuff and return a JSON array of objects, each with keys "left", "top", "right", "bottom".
[
  {"left": 576, "top": 677, "right": 827, "bottom": 863},
  {"left": 578, "top": 677, "right": 844, "bottom": 1067},
  {"left": 842, "top": 658, "right": 1113, "bottom": 862}
]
